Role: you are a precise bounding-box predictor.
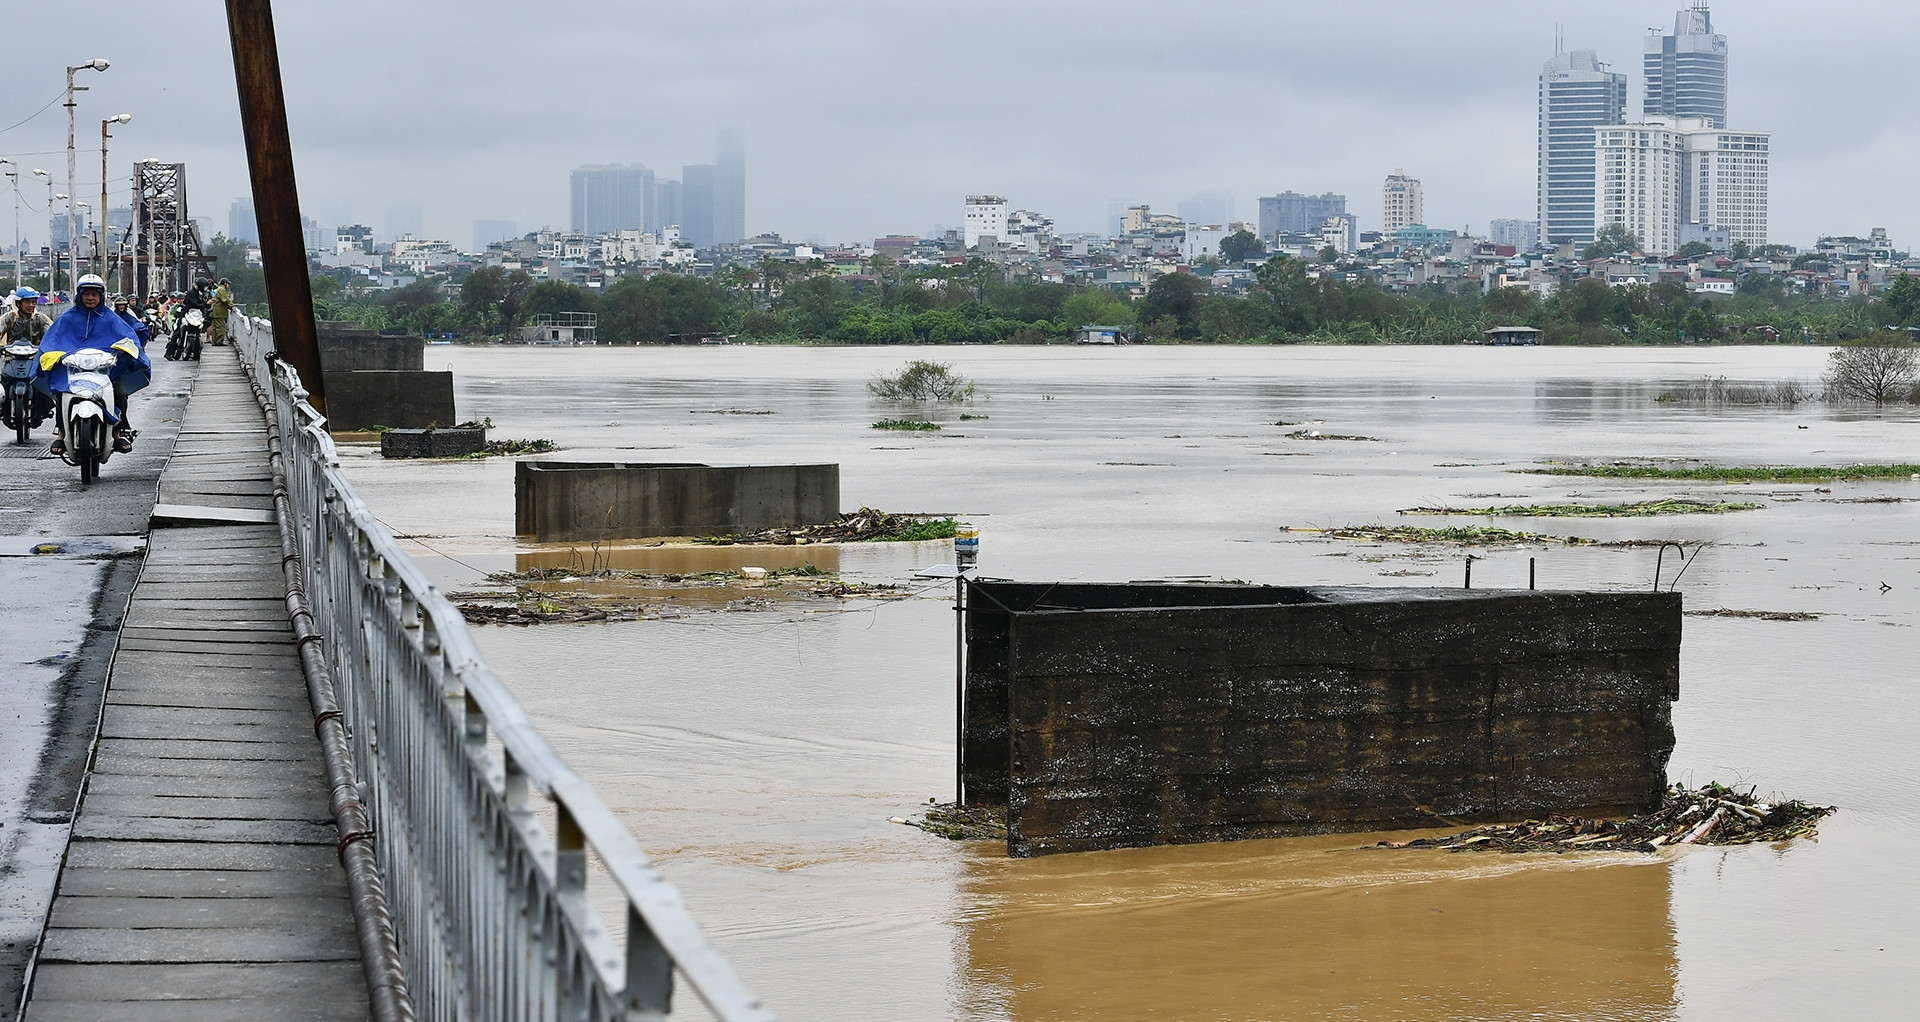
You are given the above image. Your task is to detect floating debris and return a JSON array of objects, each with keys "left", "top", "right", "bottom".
[
  {"left": 700, "top": 508, "right": 956, "bottom": 545},
  {"left": 453, "top": 564, "right": 905, "bottom": 626},
  {"left": 1685, "top": 608, "right": 1821, "bottom": 621},
  {"left": 1284, "top": 429, "right": 1382, "bottom": 442},
  {"left": 1282, "top": 524, "right": 1668, "bottom": 547},
  {"left": 1522, "top": 462, "right": 1920, "bottom": 482},
  {"left": 483, "top": 438, "right": 556, "bottom": 456},
  {"left": 1376, "top": 783, "right": 1834, "bottom": 854},
  {"left": 689, "top": 408, "right": 774, "bottom": 415},
  {"left": 907, "top": 802, "right": 1008, "bottom": 841},
  {"left": 872, "top": 418, "right": 941, "bottom": 432},
  {"left": 1399, "top": 499, "right": 1759, "bottom": 518}
]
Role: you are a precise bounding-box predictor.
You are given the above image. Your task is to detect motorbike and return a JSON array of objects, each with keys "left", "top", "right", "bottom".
[
  {"left": 2, "top": 342, "right": 44, "bottom": 444},
  {"left": 165, "top": 308, "right": 204, "bottom": 362},
  {"left": 48, "top": 344, "right": 137, "bottom": 485}
]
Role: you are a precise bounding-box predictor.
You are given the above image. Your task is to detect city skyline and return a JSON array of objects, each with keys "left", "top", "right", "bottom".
[{"left": 4, "top": 3, "right": 1917, "bottom": 250}]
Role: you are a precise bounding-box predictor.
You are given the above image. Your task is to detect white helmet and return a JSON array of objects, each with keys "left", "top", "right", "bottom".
[{"left": 76, "top": 273, "right": 107, "bottom": 295}]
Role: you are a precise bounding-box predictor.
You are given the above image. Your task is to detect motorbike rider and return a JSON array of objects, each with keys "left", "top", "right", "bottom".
[
  {"left": 113, "top": 294, "right": 151, "bottom": 346},
  {"left": 37, "top": 274, "right": 149, "bottom": 455},
  {"left": 181, "top": 278, "right": 213, "bottom": 324},
  {"left": 0, "top": 287, "right": 51, "bottom": 346}
]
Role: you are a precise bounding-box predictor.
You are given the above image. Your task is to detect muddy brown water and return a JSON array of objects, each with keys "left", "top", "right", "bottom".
[{"left": 344, "top": 345, "right": 1918, "bottom": 1020}]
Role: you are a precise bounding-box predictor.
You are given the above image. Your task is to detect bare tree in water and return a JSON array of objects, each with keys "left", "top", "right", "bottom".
[{"left": 1824, "top": 332, "right": 1918, "bottom": 407}]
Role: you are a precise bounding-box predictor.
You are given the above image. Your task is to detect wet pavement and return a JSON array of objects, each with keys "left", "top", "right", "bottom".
[{"left": 0, "top": 353, "right": 190, "bottom": 1013}]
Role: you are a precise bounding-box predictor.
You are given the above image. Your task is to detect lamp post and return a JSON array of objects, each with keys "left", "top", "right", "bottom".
[
  {"left": 0, "top": 160, "right": 17, "bottom": 290},
  {"left": 64, "top": 59, "right": 109, "bottom": 294},
  {"left": 33, "top": 171, "right": 49, "bottom": 289},
  {"left": 51, "top": 192, "right": 66, "bottom": 291},
  {"left": 75, "top": 202, "right": 91, "bottom": 276},
  {"left": 100, "top": 113, "right": 130, "bottom": 281}
]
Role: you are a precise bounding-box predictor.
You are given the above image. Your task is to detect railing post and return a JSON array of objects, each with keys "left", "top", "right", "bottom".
[{"left": 625, "top": 905, "right": 673, "bottom": 1020}]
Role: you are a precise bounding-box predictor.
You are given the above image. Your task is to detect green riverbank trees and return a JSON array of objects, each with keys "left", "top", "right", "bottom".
[{"left": 302, "top": 254, "right": 1920, "bottom": 347}]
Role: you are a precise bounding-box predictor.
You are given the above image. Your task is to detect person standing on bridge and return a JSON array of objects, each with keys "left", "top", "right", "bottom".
[
  {"left": 208, "top": 278, "right": 234, "bottom": 346},
  {"left": 37, "top": 275, "right": 148, "bottom": 455}
]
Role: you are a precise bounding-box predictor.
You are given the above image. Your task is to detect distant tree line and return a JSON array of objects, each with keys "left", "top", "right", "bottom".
[{"left": 283, "top": 247, "right": 1919, "bottom": 347}]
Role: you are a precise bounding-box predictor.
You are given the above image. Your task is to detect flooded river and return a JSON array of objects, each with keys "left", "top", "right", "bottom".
[{"left": 341, "top": 345, "right": 1917, "bottom": 1020}]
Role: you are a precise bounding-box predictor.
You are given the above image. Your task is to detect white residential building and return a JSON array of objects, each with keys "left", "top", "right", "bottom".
[
  {"left": 1181, "top": 225, "right": 1226, "bottom": 262},
  {"left": 963, "top": 195, "right": 1008, "bottom": 248},
  {"left": 1489, "top": 218, "right": 1540, "bottom": 250},
  {"left": 1595, "top": 121, "right": 1687, "bottom": 254},
  {"left": 1594, "top": 117, "right": 1769, "bottom": 255},
  {"left": 1686, "top": 126, "right": 1769, "bottom": 250},
  {"left": 1382, "top": 170, "right": 1423, "bottom": 235}
]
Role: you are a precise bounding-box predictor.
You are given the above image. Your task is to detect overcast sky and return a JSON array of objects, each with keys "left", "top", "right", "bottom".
[{"left": 4, "top": 1, "right": 1913, "bottom": 250}]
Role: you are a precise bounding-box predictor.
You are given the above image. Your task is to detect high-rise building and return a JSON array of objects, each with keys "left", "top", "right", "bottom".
[
  {"left": 964, "top": 195, "right": 1009, "bottom": 248},
  {"left": 570, "top": 164, "right": 654, "bottom": 237},
  {"left": 681, "top": 164, "right": 716, "bottom": 249},
  {"left": 1594, "top": 117, "right": 1768, "bottom": 255},
  {"left": 1595, "top": 121, "right": 1688, "bottom": 255},
  {"left": 1489, "top": 218, "right": 1540, "bottom": 250},
  {"left": 1538, "top": 47, "right": 1627, "bottom": 247},
  {"left": 1644, "top": 5, "right": 1728, "bottom": 128},
  {"left": 1683, "top": 125, "right": 1768, "bottom": 249},
  {"left": 1258, "top": 192, "right": 1351, "bottom": 248},
  {"left": 654, "top": 179, "right": 681, "bottom": 234},
  {"left": 713, "top": 131, "right": 746, "bottom": 246},
  {"left": 1381, "top": 170, "right": 1422, "bottom": 235},
  {"left": 228, "top": 198, "right": 258, "bottom": 244}
]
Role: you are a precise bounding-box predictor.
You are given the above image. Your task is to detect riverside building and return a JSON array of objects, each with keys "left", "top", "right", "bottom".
[
  {"left": 1538, "top": 47, "right": 1627, "bottom": 247},
  {"left": 1644, "top": 5, "right": 1728, "bottom": 128},
  {"left": 1381, "top": 170, "right": 1423, "bottom": 236},
  {"left": 1594, "top": 117, "right": 1768, "bottom": 255}
]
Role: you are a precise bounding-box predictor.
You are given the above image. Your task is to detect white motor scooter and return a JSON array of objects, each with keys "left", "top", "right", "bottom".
[{"left": 50, "top": 347, "right": 120, "bottom": 484}]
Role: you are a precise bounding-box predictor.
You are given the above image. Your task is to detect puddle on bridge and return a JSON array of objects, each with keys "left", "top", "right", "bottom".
[{"left": 342, "top": 345, "right": 1919, "bottom": 1020}]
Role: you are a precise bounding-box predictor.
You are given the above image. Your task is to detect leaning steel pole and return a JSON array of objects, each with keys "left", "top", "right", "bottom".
[{"left": 224, "top": 0, "right": 324, "bottom": 407}]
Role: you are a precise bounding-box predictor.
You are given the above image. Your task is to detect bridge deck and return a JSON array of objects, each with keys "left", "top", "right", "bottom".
[{"left": 26, "top": 349, "right": 369, "bottom": 1020}]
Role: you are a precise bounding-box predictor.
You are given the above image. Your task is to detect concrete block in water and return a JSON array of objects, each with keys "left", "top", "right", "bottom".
[
  {"left": 963, "top": 582, "right": 1681, "bottom": 856},
  {"left": 316, "top": 321, "right": 425, "bottom": 371},
  {"left": 320, "top": 370, "right": 457, "bottom": 431},
  {"left": 515, "top": 462, "right": 840, "bottom": 541},
  {"left": 380, "top": 427, "right": 486, "bottom": 459}
]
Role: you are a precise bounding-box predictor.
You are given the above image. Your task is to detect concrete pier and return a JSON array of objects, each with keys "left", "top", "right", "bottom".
[
  {"left": 20, "top": 350, "right": 368, "bottom": 1018},
  {"left": 965, "top": 582, "right": 1682, "bottom": 857},
  {"left": 515, "top": 460, "right": 840, "bottom": 541}
]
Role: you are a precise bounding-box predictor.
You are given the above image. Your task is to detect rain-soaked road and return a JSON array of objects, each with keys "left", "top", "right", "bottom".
[{"left": 0, "top": 351, "right": 190, "bottom": 1012}]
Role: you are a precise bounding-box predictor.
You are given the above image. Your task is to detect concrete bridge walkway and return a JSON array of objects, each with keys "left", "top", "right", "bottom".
[{"left": 24, "top": 347, "right": 369, "bottom": 1020}]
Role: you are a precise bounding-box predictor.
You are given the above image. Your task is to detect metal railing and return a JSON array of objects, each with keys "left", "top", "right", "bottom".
[{"left": 230, "top": 315, "right": 773, "bottom": 1022}]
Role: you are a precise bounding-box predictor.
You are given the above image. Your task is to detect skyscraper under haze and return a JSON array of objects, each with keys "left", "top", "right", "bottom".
[
  {"left": 1644, "top": 5, "right": 1728, "bottom": 128},
  {"left": 569, "top": 164, "right": 654, "bottom": 236},
  {"left": 713, "top": 131, "right": 746, "bottom": 246},
  {"left": 681, "top": 165, "right": 716, "bottom": 249},
  {"left": 1538, "top": 47, "right": 1626, "bottom": 247}
]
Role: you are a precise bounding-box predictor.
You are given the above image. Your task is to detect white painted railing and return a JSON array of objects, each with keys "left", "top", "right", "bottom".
[{"left": 231, "top": 315, "right": 772, "bottom": 1022}]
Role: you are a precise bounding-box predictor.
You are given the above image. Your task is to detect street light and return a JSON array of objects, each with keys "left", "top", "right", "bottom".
[
  {"left": 64, "top": 59, "right": 109, "bottom": 294},
  {"left": 51, "top": 192, "right": 66, "bottom": 291},
  {"left": 75, "top": 202, "right": 91, "bottom": 274},
  {"left": 100, "top": 113, "right": 130, "bottom": 280},
  {"left": 33, "top": 171, "right": 49, "bottom": 289}
]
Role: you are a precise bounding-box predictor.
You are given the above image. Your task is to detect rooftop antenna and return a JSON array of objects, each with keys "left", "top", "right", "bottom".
[{"left": 1554, "top": 24, "right": 1564, "bottom": 55}]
